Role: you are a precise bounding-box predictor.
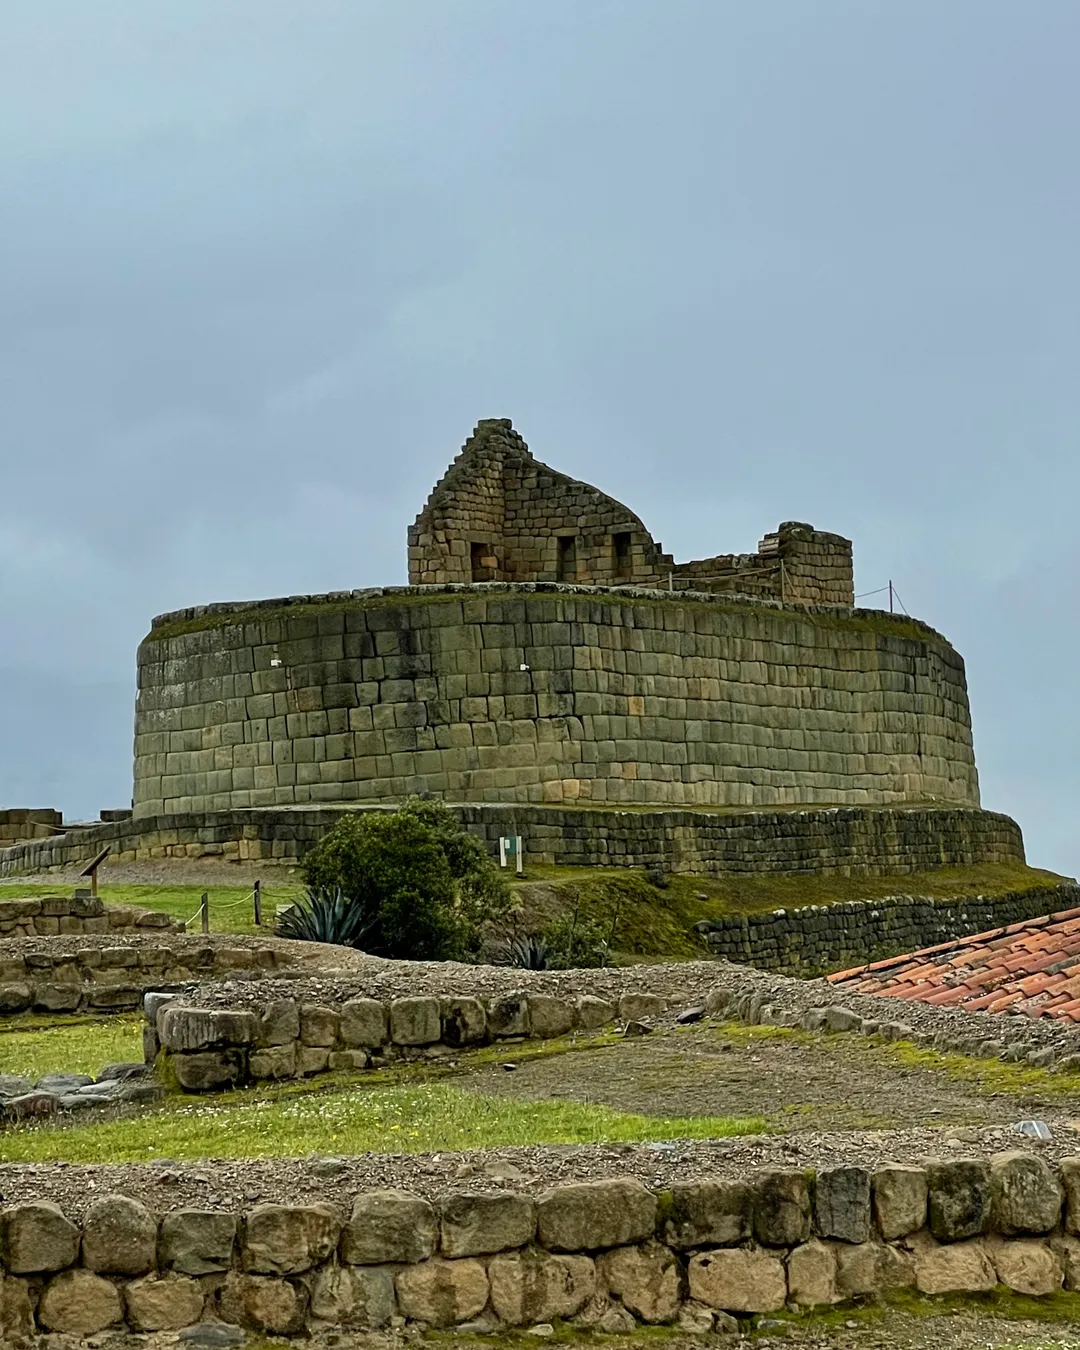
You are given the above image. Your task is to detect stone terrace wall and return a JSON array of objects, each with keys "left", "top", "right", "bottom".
[
  {"left": 150, "top": 986, "right": 673, "bottom": 1091},
  {"left": 0, "top": 803, "right": 1024, "bottom": 879},
  {"left": 0, "top": 894, "right": 182, "bottom": 938},
  {"left": 133, "top": 584, "right": 980, "bottom": 815},
  {"left": 4, "top": 1156, "right": 1080, "bottom": 1341},
  {"left": 698, "top": 883, "right": 1078, "bottom": 976},
  {"left": 0, "top": 936, "right": 295, "bottom": 1018}
]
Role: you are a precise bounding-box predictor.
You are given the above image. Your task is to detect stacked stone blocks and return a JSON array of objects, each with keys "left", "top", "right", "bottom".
[
  {"left": 132, "top": 586, "right": 980, "bottom": 816},
  {"left": 5, "top": 1156, "right": 1080, "bottom": 1339}
]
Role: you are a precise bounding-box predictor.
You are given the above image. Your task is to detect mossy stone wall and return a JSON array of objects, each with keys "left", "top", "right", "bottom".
[{"left": 132, "top": 584, "right": 979, "bottom": 818}]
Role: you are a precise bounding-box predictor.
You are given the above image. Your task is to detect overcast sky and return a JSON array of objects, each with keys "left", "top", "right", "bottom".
[{"left": 2, "top": 1, "right": 1077, "bottom": 876}]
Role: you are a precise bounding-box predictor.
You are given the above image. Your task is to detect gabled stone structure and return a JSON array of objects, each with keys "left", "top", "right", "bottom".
[{"left": 409, "top": 418, "right": 853, "bottom": 606}]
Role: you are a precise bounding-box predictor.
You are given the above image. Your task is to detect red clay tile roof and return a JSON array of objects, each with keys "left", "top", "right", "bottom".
[{"left": 827, "top": 905, "right": 1080, "bottom": 1020}]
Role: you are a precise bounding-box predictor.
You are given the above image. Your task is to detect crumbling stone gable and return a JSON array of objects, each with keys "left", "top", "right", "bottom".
[
  {"left": 408, "top": 418, "right": 854, "bottom": 605},
  {"left": 408, "top": 418, "right": 668, "bottom": 587}
]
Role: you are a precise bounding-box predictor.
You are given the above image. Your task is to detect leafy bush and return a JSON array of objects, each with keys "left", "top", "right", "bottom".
[
  {"left": 276, "top": 887, "right": 377, "bottom": 948},
  {"left": 543, "top": 911, "right": 612, "bottom": 969},
  {"left": 299, "top": 799, "right": 510, "bottom": 961}
]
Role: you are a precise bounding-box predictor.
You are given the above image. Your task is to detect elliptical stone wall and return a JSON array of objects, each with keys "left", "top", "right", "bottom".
[{"left": 133, "top": 585, "right": 979, "bottom": 817}]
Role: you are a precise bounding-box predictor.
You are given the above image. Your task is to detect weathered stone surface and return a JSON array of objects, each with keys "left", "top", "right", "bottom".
[
  {"left": 342, "top": 1190, "right": 437, "bottom": 1265},
  {"left": 834, "top": 1242, "right": 896, "bottom": 1296},
  {"left": 927, "top": 1160, "right": 992, "bottom": 1241},
  {"left": 172, "top": 1048, "right": 247, "bottom": 1091},
  {"left": 160, "top": 1210, "right": 238, "bottom": 1275},
  {"left": 1061, "top": 1157, "right": 1080, "bottom": 1236},
  {"left": 537, "top": 1178, "right": 657, "bottom": 1251},
  {"left": 38, "top": 1269, "right": 122, "bottom": 1336},
  {"left": 662, "top": 1179, "right": 752, "bottom": 1248},
  {"left": 249, "top": 1042, "right": 297, "bottom": 1079},
  {"left": 125, "top": 1274, "right": 206, "bottom": 1331},
  {"left": 242, "top": 1203, "right": 342, "bottom": 1275},
  {"left": 440, "top": 1191, "right": 535, "bottom": 1257},
  {"left": 0, "top": 984, "right": 32, "bottom": 1013},
  {"left": 296, "top": 1044, "right": 331, "bottom": 1075},
  {"left": 814, "top": 1166, "right": 871, "bottom": 1244},
  {"left": 488, "top": 1252, "right": 596, "bottom": 1325},
  {"left": 389, "top": 997, "right": 441, "bottom": 1046},
  {"left": 914, "top": 1238, "right": 996, "bottom": 1294},
  {"left": 82, "top": 1193, "right": 157, "bottom": 1274},
  {"left": 754, "top": 1170, "right": 812, "bottom": 1246},
  {"left": 2, "top": 1200, "right": 80, "bottom": 1273},
  {"left": 528, "top": 995, "right": 575, "bottom": 1039},
  {"left": 599, "top": 1241, "right": 681, "bottom": 1323},
  {"left": 300, "top": 1004, "right": 340, "bottom": 1047},
  {"left": 441, "top": 997, "right": 487, "bottom": 1046},
  {"left": 488, "top": 992, "right": 530, "bottom": 1038},
  {"left": 341, "top": 997, "right": 388, "bottom": 1047},
  {"left": 0, "top": 1275, "right": 34, "bottom": 1347},
  {"left": 257, "top": 998, "right": 300, "bottom": 1046},
  {"left": 872, "top": 1165, "right": 928, "bottom": 1240},
  {"left": 688, "top": 1248, "right": 787, "bottom": 1313},
  {"left": 990, "top": 1238, "right": 1064, "bottom": 1295},
  {"left": 310, "top": 1265, "right": 396, "bottom": 1328},
  {"left": 159, "top": 1006, "right": 257, "bottom": 1052},
  {"left": 576, "top": 995, "right": 615, "bottom": 1029},
  {"left": 1052, "top": 1233, "right": 1080, "bottom": 1290},
  {"left": 990, "top": 1151, "right": 1064, "bottom": 1236},
  {"left": 618, "top": 993, "right": 664, "bottom": 1022},
  {"left": 787, "top": 1240, "right": 838, "bottom": 1307},
  {"left": 395, "top": 1258, "right": 489, "bottom": 1326},
  {"left": 218, "top": 1272, "right": 308, "bottom": 1334}
]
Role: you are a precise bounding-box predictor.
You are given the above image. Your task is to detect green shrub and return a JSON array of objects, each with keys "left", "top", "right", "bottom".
[
  {"left": 300, "top": 800, "right": 510, "bottom": 961},
  {"left": 275, "top": 887, "right": 377, "bottom": 948}
]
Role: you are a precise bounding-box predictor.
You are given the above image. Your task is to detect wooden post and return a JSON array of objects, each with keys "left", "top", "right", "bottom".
[
  {"left": 889, "top": 580, "right": 894, "bottom": 613},
  {"left": 80, "top": 846, "right": 111, "bottom": 899},
  {"left": 253, "top": 879, "right": 262, "bottom": 927},
  {"left": 201, "top": 892, "right": 209, "bottom": 934}
]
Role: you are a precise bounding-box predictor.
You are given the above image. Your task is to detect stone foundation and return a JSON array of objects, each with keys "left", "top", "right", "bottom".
[
  {"left": 0, "top": 893, "right": 182, "bottom": 938},
  {"left": 0, "top": 802, "right": 1025, "bottom": 879},
  {"left": 698, "top": 882, "right": 1079, "bottom": 976},
  {"left": 0, "top": 936, "right": 296, "bottom": 1017},
  {"left": 3, "top": 1156, "right": 1080, "bottom": 1342}
]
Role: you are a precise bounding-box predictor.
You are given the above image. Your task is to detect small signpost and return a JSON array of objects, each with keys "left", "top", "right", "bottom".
[
  {"left": 80, "top": 846, "right": 111, "bottom": 898},
  {"left": 498, "top": 835, "right": 525, "bottom": 875}
]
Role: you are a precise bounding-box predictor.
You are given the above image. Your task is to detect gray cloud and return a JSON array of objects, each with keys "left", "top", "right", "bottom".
[{"left": 1, "top": 0, "right": 1077, "bottom": 872}]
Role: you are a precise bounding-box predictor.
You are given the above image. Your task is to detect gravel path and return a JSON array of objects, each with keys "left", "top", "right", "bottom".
[{"left": 1, "top": 1121, "right": 1077, "bottom": 1219}]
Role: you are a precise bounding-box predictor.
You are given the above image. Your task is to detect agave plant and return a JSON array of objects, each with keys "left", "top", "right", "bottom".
[
  {"left": 275, "top": 887, "right": 378, "bottom": 950},
  {"left": 497, "top": 933, "right": 550, "bottom": 970}
]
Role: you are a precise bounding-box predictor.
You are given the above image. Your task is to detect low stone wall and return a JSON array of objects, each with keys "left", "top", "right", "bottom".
[
  {"left": 150, "top": 987, "right": 665, "bottom": 1090},
  {"left": 0, "top": 802, "right": 1026, "bottom": 879},
  {"left": 698, "top": 883, "right": 1080, "bottom": 976},
  {"left": 0, "top": 808, "right": 62, "bottom": 846},
  {"left": 0, "top": 937, "right": 295, "bottom": 1017},
  {"left": 3, "top": 1155, "right": 1080, "bottom": 1341},
  {"left": 0, "top": 893, "right": 182, "bottom": 938}
]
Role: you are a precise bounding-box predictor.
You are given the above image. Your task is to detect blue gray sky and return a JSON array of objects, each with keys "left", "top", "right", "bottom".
[{"left": 2, "top": 2, "right": 1077, "bottom": 875}]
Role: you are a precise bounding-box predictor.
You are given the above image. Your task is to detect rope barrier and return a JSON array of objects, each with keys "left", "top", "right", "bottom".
[{"left": 855, "top": 585, "right": 891, "bottom": 599}]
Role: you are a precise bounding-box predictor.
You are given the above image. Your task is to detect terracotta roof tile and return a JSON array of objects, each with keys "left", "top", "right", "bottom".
[{"left": 827, "top": 907, "right": 1080, "bottom": 1023}]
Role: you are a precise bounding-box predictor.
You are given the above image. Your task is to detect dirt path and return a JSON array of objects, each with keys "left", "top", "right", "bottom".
[{"left": 455, "top": 1023, "right": 1080, "bottom": 1132}]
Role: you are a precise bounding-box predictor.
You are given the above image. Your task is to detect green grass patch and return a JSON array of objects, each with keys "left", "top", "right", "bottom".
[
  {"left": 0, "top": 1080, "right": 765, "bottom": 1164},
  {"left": 508, "top": 860, "right": 1072, "bottom": 959},
  {"left": 0, "top": 881, "right": 305, "bottom": 935},
  {"left": 876, "top": 1038, "right": 1080, "bottom": 1100},
  {"left": 0, "top": 1016, "right": 143, "bottom": 1080}
]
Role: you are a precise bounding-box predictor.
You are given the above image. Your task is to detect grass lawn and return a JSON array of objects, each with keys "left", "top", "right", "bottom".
[
  {"left": 0, "top": 1078, "right": 765, "bottom": 1163},
  {"left": 1, "top": 881, "right": 305, "bottom": 936},
  {"left": 0, "top": 1016, "right": 143, "bottom": 1080}
]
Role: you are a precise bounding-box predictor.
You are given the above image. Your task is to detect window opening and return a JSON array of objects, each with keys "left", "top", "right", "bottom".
[
  {"left": 556, "top": 535, "right": 577, "bottom": 582},
  {"left": 612, "top": 531, "right": 632, "bottom": 580}
]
